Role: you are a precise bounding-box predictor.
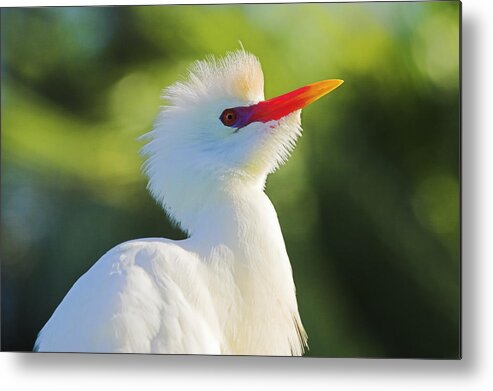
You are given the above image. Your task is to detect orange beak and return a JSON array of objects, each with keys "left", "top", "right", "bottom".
[
  {"left": 231, "top": 79, "right": 344, "bottom": 128},
  {"left": 249, "top": 79, "right": 344, "bottom": 123}
]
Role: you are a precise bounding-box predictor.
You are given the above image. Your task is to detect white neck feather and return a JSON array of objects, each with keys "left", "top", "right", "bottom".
[{"left": 180, "top": 182, "right": 307, "bottom": 355}]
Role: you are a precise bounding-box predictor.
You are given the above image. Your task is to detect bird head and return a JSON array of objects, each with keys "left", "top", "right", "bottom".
[{"left": 142, "top": 50, "right": 342, "bottom": 233}]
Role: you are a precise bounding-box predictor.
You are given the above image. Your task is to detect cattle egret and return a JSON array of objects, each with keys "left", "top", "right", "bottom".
[{"left": 34, "top": 50, "right": 343, "bottom": 355}]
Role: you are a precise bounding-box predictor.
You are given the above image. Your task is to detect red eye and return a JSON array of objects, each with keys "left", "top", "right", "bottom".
[{"left": 220, "top": 109, "right": 238, "bottom": 127}]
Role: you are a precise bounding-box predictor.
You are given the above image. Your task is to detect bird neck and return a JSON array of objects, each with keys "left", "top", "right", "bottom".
[
  {"left": 180, "top": 179, "right": 306, "bottom": 355},
  {"left": 186, "top": 177, "right": 282, "bottom": 254}
]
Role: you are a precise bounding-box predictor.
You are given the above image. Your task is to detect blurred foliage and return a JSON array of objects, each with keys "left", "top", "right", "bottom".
[{"left": 1, "top": 2, "right": 460, "bottom": 357}]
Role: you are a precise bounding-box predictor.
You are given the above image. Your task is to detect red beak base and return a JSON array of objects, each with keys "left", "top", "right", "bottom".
[
  {"left": 222, "top": 79, "right": 344, "bottom": 128},
  {"left": 249, "top": 79, "right": 344, "bottom": 123}
]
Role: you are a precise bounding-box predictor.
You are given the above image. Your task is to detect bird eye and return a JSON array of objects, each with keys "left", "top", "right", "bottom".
[{"left": 220, "top": 109, "right": 238, "bottom": 127}]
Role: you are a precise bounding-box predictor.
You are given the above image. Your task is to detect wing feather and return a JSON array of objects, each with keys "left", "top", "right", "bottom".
[{"left": 35, "top": 239, "right": 222, "bottom": 354}]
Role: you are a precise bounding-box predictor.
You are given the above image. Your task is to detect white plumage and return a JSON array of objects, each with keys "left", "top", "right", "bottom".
[{"left": 35, "top": 50, "right": 342, "bottom": 355}]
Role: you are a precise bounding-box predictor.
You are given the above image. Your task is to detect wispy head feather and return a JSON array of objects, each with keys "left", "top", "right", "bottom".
[{"left": 140, "top": 50, "right": 303, "bottom": 234}]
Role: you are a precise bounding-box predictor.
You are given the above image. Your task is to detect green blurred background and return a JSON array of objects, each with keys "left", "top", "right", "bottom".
[{"left": 1, "top": 1, "right": 460, "bottom": 357}]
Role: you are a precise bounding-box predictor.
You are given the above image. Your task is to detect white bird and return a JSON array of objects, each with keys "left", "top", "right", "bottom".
[{"left": 34, "top": 50, "right": 343, "bottom": 355}]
